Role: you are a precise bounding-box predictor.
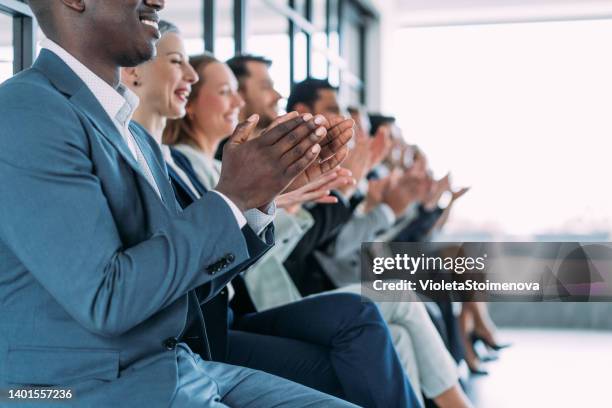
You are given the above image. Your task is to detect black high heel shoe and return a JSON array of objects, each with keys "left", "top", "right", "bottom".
[{"left": 471, "top": 333, "right": 511, "bottom": 351}]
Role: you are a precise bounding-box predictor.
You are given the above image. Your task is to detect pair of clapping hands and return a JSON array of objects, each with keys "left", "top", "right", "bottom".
[
  {"left": 366, "top": 170, "right": 470, "bottom": 216},
  {"left": 216, "top": 112, "right": 356, "bottom": 212}
]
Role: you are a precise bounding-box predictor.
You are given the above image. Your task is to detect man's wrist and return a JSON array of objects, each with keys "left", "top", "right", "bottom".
[{"left": 215, "top": 187, "right": 247, "bottom": 212}]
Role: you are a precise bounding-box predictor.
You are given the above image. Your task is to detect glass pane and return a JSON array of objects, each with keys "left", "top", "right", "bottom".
[
  {"left": 311, "top": 0, "right": 328, "bottom": 78},
  {"left": 327, "top": 0, "right": 341, "bottom": 87},
  {"left": 292, "top": 0, "right": 308, "bottom": 16},
  {"left": 391, "top": 20, "right": 612, "bottom": 238},
  {"left": 160, "top": 0, "right": 204, "bottom": 55},
  {"left": 328, "top": 31, "right": 340, "bottom": 87},
  {"left": 342, "top": 22, "right": 361, "bottom": 81},
  {"left": 0, "top": 13, "right": 13, "bottom": 82},
  {"left": 293, "top": 31, "right": 308, "bottom": 82},
  {"left": 215, "top": 0, "right": 235, "bottom": 61},
  {"left": 246, "top": 0, "right": 291, "bottom": 100},
  {"left": 311, "top": 37, "right": 327, "bottom": 78}
]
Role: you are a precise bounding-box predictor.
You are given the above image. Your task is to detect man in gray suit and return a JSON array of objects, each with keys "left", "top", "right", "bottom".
[{"left": 0, "top": 0, "right": 356, "bottom": 406}]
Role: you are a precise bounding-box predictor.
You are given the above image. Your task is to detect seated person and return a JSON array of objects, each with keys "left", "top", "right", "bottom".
[
  {"left": 0, "top": 1, "right": 358, "bottom": 407},
  {"left": 123, "top": 21, "right": 422, "bottom": 408},
  {"left": 233, "top": 65, "right": 476, "bottom": 407}
]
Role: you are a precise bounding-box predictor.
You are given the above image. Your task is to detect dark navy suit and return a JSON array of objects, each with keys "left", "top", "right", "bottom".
[{"left": 170, "top": 149, "right": 423, "bottom": 408}]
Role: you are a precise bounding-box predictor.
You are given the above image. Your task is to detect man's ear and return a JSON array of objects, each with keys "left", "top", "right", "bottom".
[
  {"left": 60, "top": 0, "right": 85, "bottom": 12},
  {"left": 122, "top": 67, "right": 141, "bottom": 88},
  {"left": 292, "top": 103, "right": 311, "bottom": 115}
]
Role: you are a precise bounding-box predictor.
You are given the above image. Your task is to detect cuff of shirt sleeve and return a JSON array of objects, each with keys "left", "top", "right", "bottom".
[
  {"left": 211, "top": 190, "right": 247, "bottom": 229},
  {"left": 244, "top": 201, "right": 276, "bottom": 236}
]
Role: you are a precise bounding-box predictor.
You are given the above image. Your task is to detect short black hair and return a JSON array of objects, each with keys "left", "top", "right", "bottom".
[
  {"left": 286, "top": 78, "right": 337, "bottom": 112},
  {"left": 368, "top": 114, "right": 396, "bottom": 136},
  {"left": 226, "top": 54, "right": 272, "bottom": 87}
]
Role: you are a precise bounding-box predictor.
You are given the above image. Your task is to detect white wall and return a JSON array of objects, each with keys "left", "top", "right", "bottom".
[{"left": 395, "top": 0, "right": 612, "bottom": 26}]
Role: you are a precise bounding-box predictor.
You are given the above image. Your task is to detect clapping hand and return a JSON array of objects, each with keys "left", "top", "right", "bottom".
[
  {"left": 285, "top": 115, "right": 355, "bottom": 192},
  {"left": 216, "top": 112, "right": 329, "bottom": 211},
  {"left": 276, "top": 168, "right": 356, "bottom": 213}
]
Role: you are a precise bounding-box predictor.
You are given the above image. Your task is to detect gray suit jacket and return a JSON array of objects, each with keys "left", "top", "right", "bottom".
[{"left": 0, "top": 50, "right": 270, "bottom": 406}]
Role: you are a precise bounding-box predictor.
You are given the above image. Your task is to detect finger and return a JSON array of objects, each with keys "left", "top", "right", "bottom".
[
  {"left": 300, "top": 171, "right": 339, "bottom": 192},
  {"left": 296, "top": 189, "right": 332, "bottom": 203},
  {"left": 320, "top": 118, "right": 354, "bottom": 150},
  {"left": 274, "top": 195, "right": 293, "bottom": 209},
  {"left": 323, "top": 176, "right": 356, "bottom": 191},
  {"left": 228, "top": 114, "right": 259, "bottom": 145},
  {"left": 259, "top": 113, "right": 307, "bottom": 146},
  {"left": 313, "top": 196, "right": 339, "bottom": 204},
  {"left": 319, "top": 125, "right": 354, "bottom": 162},
  {"left": 284, "top": 144, "right": 321, "bottom": 181},
  {"left": 279, "top": 124, "right": 327, "bottom": 166},
  {"left": 318, "top": 145, "right": 349, "bottom": 173},
  {"left": 314, "top": 114, "right": 330, "bottom": 129},
  {"left": 326, "top": 115, "right": 344, "bottom": 129},
  {"left": 336, "top": 168, "right": 353, "bottom": 178},
  {"left": 265, "top": 111, "right": 301, "bottom": 131}
]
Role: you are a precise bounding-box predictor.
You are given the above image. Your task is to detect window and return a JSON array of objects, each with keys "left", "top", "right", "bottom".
[
  {"left": 0, "top": 0, "right": 35, "bottom": 78},
  {"left": 0, "top": 12, "right": 12, "bottom": 82},
  {"left": 327, "top": 0, "right": 341, "bottom": 87},
  {"left": 246, "top": 0, "right": 291, "bottom": 99},
  {"left": 389, "top": 20, "right": 612, "bottom": 239},
  {"left": 215, "top": 1, "right": 235, "bottom": 61},
  {"left": 339, "top": 1, "right": 366, "bottom": 106},
  {"left": 1, "top": 0, "right": 375, "bottom": 111},
  {"left": 161, "top": 0, "right": 205, "bottom": 55},
  {"left": 311, "top": 0, "right": 328, "bottom": 79}
]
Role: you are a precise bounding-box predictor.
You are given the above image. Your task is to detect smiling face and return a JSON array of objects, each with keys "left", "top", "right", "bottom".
[
  {"left": 85, "top": 0, "right": 165, "bottom": 67},
  {"left": 129, "top": 31, "right": 198, "bottom": 119},
  {"left": 189, "top": 62, "right": 245, "bottom": 141},
  {"left": 239, "top": 61, "right": 282, "bottom": 128},
  {"left": 312, "top": 89, "right": 341, "bottom": 117}
]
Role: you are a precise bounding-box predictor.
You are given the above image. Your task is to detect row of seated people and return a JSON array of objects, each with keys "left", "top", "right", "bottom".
[
  {"left": 123, "top": 20, "right": 504, "bottom": 407},
  {"left": 0, "top": 1, "right": 505, "bottom": 406}
]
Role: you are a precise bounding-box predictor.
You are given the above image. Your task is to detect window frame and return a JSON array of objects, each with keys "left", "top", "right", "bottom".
[
  {"left": 0, "top": 0, "right": 36, "bottom": 74},
  {"left": 7, "top": 0, "right": 376, "bottom": 106}
]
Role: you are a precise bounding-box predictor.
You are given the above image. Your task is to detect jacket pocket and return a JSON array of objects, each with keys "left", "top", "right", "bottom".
[{"left": 7, "top": 346, "right": 119, "bottom": 386}]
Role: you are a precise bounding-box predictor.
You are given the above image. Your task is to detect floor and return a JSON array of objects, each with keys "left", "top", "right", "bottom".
[{"left": 465, "top": 329, "right": 612, "bottom": 408}]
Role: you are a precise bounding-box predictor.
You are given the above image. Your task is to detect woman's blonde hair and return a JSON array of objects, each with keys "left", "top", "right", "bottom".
[{"left": 162, "top": 52, "right": 220, "bottom": 146}]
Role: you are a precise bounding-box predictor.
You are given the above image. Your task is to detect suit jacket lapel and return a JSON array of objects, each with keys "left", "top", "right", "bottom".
[
  {"left": 130, "top": 125, "right": 178, "bottom": 208},
  {"left": 167, "top": 166, "right": 197, "bottom": 200},
  {"left": 69, "top": 86, "right": 143, "bottom": 172},
  {"left": 33, "top": 50, "right": 153, "bottom": 195}
]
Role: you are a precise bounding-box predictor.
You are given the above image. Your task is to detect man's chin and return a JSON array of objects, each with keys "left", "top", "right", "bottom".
[{"left": 118, "top": 43, "right": 156, "bottom": 67}]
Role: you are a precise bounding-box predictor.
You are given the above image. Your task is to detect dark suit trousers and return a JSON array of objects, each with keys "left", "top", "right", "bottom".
[{"left": 228, "top": 292, "right": 422, "bottom": 408}]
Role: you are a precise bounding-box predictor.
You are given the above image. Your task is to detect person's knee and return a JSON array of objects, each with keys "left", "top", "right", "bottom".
[{"left": 328, "top": 293, "right": 386, "bottom": 326}]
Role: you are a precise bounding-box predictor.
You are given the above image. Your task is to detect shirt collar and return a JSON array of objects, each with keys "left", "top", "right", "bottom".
[{"left": 41, "top": 38, "right": 139, "bottom": 128}]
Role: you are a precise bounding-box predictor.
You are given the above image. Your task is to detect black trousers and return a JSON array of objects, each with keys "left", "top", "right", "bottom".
[{"left": 227, "top": 292, "right": 422, "bottom": 408}]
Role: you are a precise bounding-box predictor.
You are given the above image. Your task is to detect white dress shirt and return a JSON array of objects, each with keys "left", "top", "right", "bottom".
[{"left": 41, "top": 38, "right": 249, "bottom": 228}]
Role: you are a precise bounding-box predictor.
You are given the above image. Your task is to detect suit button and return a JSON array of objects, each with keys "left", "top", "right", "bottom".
[
  {"left": 163, "top": 337, "right": 178, "bottom": 350},
  {"left": 226, "top": 253, "right": 235, "bottom": 263},
  {"left": 207, "top": 263, "right": 218, "bottom": 274}
]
